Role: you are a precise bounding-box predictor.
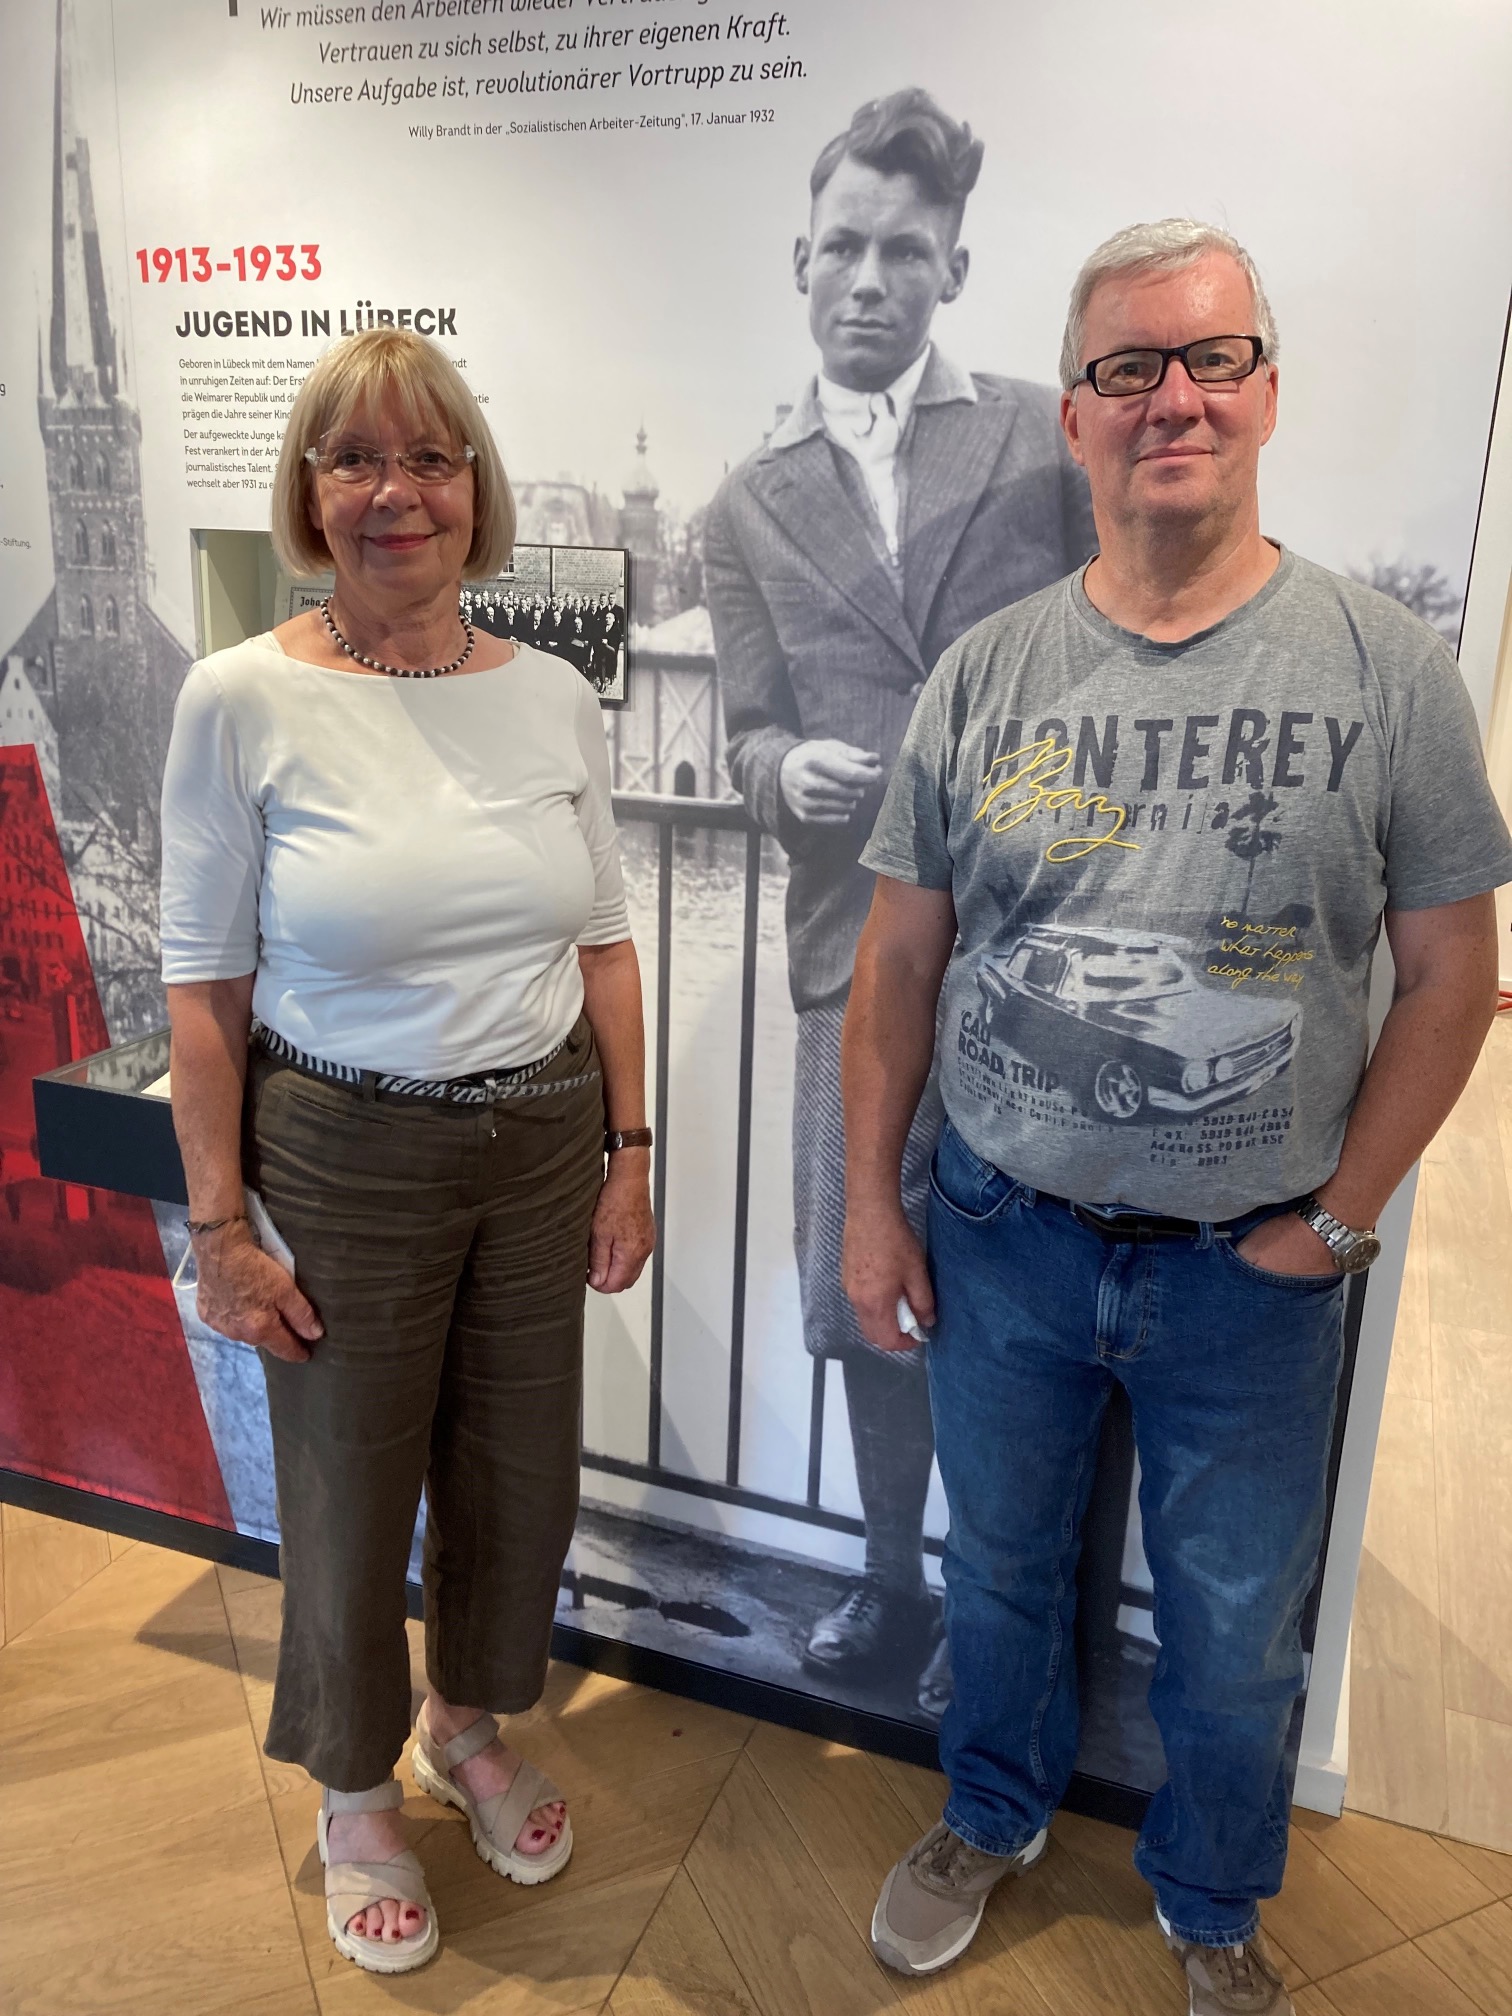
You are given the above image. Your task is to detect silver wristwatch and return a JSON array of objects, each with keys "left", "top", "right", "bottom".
[{"left": 1296, "top": 1196, "right": 1381, "bottom": 1275}]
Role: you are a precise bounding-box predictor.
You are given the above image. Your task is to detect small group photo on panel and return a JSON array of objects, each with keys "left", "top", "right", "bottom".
[{"left": 2, "top": 1, "right": 1511, "bottom": 2012}]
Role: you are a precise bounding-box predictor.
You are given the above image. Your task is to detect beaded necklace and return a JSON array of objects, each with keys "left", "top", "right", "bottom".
[{"left": 321, "top": 598, "right": 475, "bottom": 678}]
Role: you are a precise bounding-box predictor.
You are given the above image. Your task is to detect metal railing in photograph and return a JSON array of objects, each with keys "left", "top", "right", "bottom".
[
  {"left": 582, "top": 790, "right": 881, "bottom": 1544},
  {"left": 584, "top": 791, "right": 1151, "bottom": 1641}
]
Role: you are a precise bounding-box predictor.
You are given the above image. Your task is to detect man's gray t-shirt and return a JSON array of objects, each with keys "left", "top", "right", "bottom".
[{"left": 862, "top": 549, "right": 1512, "bottom": 1219}]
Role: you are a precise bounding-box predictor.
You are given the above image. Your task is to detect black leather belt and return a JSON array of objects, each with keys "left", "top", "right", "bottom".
[{"left": 1063, "top": 1198, "right": 1207, "bottom": 1242}]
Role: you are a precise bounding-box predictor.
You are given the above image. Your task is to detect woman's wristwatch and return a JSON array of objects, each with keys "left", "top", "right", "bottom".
[
  {"left": 1296, "top": 1196, "right": 1382, "bottom": 1274},
  {"left": 604, "top": 1128, "right": 653, "bottom": 1154}
]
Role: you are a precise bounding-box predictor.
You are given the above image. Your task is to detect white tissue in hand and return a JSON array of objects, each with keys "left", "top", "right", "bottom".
[
  {"left": 896, "top": 1296, "right": 927, "bottom": 1343},
  {"left": 245, "top": 1188, "right": 296, "bottom": 1273}
]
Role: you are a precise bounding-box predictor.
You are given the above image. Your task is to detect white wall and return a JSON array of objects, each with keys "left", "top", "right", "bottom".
[
  {"left": 1459, "top": 308, "right": 1512, "bottom": 984},
  {"left": 1297, "top": 302, "right": 1512, "bottom": 1814}
]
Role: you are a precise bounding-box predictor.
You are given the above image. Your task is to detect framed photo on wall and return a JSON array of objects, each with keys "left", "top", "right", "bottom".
[{"left": 463, "top": 544, "right": 630, "bottom": 709}]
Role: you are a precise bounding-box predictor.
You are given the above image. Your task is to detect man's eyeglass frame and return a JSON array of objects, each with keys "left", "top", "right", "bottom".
[
  {"left": 1075, "top": 335, "right": 1266, "bottom": 398},
  {"left": 304, "top": 442, "right": 477, "bottom": 485}
]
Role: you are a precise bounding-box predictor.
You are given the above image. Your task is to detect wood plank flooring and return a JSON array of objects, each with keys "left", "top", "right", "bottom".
[
  {"left": 1, "top": 1501, "right": 113, "bottom": 1644},
  {"left": 1350, "top": 1013, "right": 1512, "bottom": 1851},
  {"left": 3, "top": 1538, "right": 1511, "bottom": 2016}
]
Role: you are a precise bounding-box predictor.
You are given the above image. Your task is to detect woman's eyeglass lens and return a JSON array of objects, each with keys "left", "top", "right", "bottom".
[
  {"left": 305, "top": 443, "right": 476, "bottom": 484},
  {"left": 1082, "top": 336, "right": 1264, "bottom": 397}
]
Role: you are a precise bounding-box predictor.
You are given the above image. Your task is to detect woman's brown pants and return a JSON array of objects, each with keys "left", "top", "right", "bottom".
[{"left": 244, "top": 1018, "right": 603, "bottom": 1792}]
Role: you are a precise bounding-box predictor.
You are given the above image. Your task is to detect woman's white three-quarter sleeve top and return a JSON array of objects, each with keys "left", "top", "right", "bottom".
[{"left": 159, "top": 634, "right": 631, "bottom": 1078}]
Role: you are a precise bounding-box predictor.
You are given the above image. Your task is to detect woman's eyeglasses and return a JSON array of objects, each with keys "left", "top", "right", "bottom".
[{"left": 304, "top": 442, "right": 476, "bottom": 485}]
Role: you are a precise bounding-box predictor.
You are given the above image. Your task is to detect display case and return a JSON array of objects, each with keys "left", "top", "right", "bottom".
[{"left": 33, "top": 1028, "right": 184, "bottom": 1203}]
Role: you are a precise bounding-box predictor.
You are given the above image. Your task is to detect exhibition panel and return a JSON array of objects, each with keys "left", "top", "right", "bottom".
[{"left": 3, "top": 0, "right": 1511, "bottom": 1814}]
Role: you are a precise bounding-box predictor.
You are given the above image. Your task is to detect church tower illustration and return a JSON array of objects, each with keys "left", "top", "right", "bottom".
[
  {"left": 6, "top": 0, "right": 188, "bottom": 839},
  {"left": 617, "top": 426, "right": 663, "bottom": 619}
]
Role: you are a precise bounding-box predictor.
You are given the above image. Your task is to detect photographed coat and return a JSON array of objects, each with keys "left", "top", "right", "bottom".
[{"left": 705, "top": 349, "right": 1097, "bottom": 1010}]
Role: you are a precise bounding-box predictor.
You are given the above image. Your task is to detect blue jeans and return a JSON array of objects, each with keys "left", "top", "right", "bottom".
[{"left": 925, "top": 1120, "right": 1346, "bottom": 1948}]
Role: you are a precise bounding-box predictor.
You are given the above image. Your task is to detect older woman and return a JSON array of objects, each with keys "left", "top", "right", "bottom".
[{"left": 160, "top": 328, "right": 654, "bottom": 1973}]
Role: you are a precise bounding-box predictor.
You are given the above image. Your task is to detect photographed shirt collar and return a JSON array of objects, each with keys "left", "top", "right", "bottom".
[
  {"left": 769, "top": 345, "right": 977, "bottom": 453},
  {"left": 816, "top": 343, "right": 934, "bottom": 441}
]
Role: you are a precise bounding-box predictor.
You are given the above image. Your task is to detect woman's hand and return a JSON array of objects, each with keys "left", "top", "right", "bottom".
[
  {"left": 194, "top": 1220, "right": 324, "bottom": 1362},
  {"left": 588, "top": 1152, "right": 655, "bottom": 1294}
]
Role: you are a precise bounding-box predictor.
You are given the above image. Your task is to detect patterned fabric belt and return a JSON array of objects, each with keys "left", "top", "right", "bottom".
[{"left": 251, "top": 1020, "right": 590, "bottom": 1106}]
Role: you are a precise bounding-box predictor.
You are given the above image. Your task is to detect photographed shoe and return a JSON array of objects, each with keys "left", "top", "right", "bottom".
[
  {"left": 871, "top": 1818, "right": 1048, "bottom": 1975},
  {"left": 1157, "top": 1910, "right": 1293, "bottom": 2014},
  {"left": 412, "top": 1704, "right": 573, "bottom": 1885},
  {"left": 802, "top": 1581, "right": 934, "bottom": 1673},
  {"left": 916, "top": 1631, "right": 953, "bottom": 1722},
  {"left": 316, "top": 1779, "right": 438, "bottom": 1975}
]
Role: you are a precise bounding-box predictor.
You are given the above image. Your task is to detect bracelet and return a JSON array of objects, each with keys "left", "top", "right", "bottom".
[
  {"left": 604, "top": 1128, "right": 653, "bottom": 1153},
  {"left": 186, "top": 1211, "right": 248, "bottom": 1237}
]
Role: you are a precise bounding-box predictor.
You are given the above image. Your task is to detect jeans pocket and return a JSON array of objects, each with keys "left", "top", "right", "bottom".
[
  {"left": 1217, "top": 1236, "right": 1344, "bottom": 1295},
  {"left": 929, "top": 1120, "right": 1024, "bottom": 1225}
]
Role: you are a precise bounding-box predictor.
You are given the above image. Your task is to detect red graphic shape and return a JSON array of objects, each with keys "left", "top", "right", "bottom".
[{"left": 0, "top": 746, "right": 233, "bottom": 1528}]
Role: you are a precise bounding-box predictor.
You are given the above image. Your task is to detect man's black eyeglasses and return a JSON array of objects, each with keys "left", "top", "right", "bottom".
[{"left": 1076, "top": 335, "right": 1266, "bottom": 398}]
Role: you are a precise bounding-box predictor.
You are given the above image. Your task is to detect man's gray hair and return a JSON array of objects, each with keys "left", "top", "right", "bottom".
[{"left": 1059, "top": 219, "right": 1280, "bottom": 392}]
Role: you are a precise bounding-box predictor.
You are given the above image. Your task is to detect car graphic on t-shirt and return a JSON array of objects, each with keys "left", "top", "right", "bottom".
[{"left": 975, "top": 925, "right": 1300, "bottom": 1124}]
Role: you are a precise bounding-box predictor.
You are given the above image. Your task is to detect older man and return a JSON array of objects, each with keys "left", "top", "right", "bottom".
[
  {"left": 843, "top": 219, "right": 1511, "bottom": 2011},
  {"left": 705, "top": 89, "right": 1094, "bottom": 1709}
]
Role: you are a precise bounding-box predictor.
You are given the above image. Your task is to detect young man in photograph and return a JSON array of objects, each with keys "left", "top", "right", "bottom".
[
  {"left": 844, "top": 218, "right": 1512, "bottom": 2012},
  {"left": 705, "top": 88, "right": 1095, "bottom": 1715}
]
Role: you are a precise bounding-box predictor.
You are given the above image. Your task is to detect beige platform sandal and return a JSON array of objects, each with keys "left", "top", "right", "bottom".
[
  {"left": 411, "top": 1704, "right": 573, "bottom": 1886},
  {"left": 316, "top": 1779, "right": 439, "bottom": 1974}
]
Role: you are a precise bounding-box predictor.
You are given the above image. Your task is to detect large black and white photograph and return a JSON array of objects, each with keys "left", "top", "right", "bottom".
[{"left": 2, "top": 0, "right": 1510, "bottom": 1841}]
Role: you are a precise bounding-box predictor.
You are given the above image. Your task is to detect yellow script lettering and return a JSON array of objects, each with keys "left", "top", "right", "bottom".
[{"left": 976, "top": 738, "right": 1139, "bottom": 862}]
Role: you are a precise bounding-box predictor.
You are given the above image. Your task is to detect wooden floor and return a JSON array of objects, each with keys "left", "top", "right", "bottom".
[
  {"left": 1349, "top": 1012, "right": 1512, "bottom": 1850},
  {"left": 3, "top": 1523, "right": 1512, "bottom": 2016}
]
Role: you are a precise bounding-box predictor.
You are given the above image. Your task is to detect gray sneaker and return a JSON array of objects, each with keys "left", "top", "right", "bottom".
[
  {"left": 870, "top": 1819, "right": 1048, "bottom": 1975},
  {"left": 1157, "top": 1910, "right": 1293, "bottom": 2015}
]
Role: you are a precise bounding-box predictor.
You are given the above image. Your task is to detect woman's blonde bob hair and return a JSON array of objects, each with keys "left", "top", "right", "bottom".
[{"left": 270, "top": 328, "right": 516, "bottom": 581}]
